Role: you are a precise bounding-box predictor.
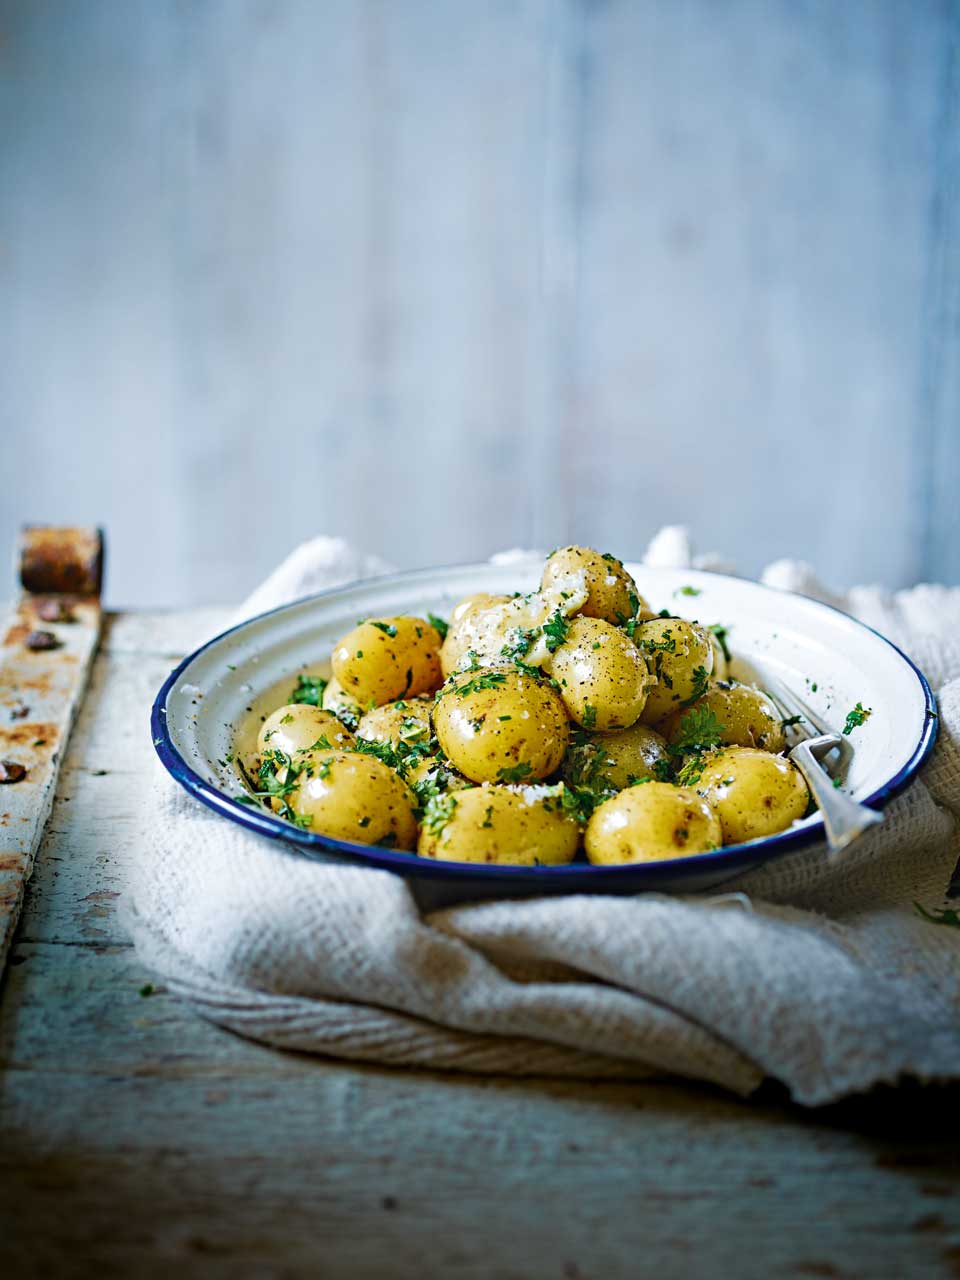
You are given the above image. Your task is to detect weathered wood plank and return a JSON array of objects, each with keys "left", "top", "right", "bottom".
[
  {"left": 2, "top": 946, "right": 959, "bottom": 1280},
  {"left": 0, "top": 593, "right": 101, "bottom": 968}
]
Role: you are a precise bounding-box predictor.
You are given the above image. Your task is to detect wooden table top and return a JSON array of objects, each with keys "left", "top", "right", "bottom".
[{"left": 2, "top": 609, "right": 958, "bottom": 1278}]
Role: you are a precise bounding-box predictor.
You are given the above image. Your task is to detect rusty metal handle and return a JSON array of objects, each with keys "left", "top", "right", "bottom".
[{"left": 19, "top": 525, "right": 104, "bottom": 597}]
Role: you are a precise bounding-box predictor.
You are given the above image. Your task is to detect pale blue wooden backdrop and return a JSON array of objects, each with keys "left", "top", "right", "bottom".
[{"left": 1, "top": 0, "right": 957, "bottom": 606}]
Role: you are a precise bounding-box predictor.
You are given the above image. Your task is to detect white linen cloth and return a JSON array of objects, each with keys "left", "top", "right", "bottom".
[{"left": 126, "top": 530, "right": 960, "bottom": 1105}]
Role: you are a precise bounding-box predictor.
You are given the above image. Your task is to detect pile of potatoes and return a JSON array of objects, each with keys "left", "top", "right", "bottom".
[{"left": 246, "top": 546, "right": 811, "bottom": 866}]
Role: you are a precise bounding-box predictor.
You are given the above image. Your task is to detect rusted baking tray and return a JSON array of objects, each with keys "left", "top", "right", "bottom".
[{"left": 0, "top": 526, "right": 104, "bottom": 970}]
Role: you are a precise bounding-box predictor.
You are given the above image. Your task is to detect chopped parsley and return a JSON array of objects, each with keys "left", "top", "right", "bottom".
[
  {"left": 542, "top": 609, "right": 570, "bottom": 653},
  {"left": 780, "top": 715, "right": 803, "bottom": 730},
  {"left": 497, "top": 761, "right": 533, "bottom": 783},
  {"left": 670, "top": 705, "right": 725, "bottom": 754},
  {"left": 582, "top": 704, "right": 598, "bottom": 729},
  {"left": 398, "top": 716, "right": 429, "bottom": 743},
  {"left": 290, "top": 674, "right": 328, "bottom": 706},
  {"left": 422, "top": 792, "right": 459, "bottom": 837},
  {"left": 501, "top": 627, "right": 538, "bottom": 664},
  {"left": 842, "top": 702, "right": 872, "bottom": 735},
  {"left": 427, "top": 612, "right": 449, "bottom": 641},
  {"left": 640, "top": 632, "right": 677, "bottom": 655},
  {"left": 279, "top": 713, "right": 294, "bottom": 725},
  {"left": 914, "top": 902, "right": 960, "bottom": 930},
  {"left": 370, "top": 621, "right": 398, "bottom": 637},
  {"left": 652, "top": 758, "right": 674, "bottom": 783},
  {"left": 678, "top": 665, "right": 709, "bottom": 709},
  {"left": 675, "top": 755, "right": 708, "bottom": 787},
  {"left": 543, "top": 781, "right": 604, "bottom": 825},
  {"left": 442, "top": 670, "right": 509, "bottom": 699},
  {"left": 708, "top": 624, "right": 732, "bottom": 665},
  {"left": 237, "top": 748, "right": 312, "bottom": 824},
  {"left": 675, "top": 585, "right": 701, "bottom": 598}
]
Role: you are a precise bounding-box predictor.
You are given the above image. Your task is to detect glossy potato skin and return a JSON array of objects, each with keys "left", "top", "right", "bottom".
[
  {"left": 440, "top": 593, "right": 512, "bottom": 677},
  {"left": 356, "top": 698, "right": 433, "bottom": 750},
  {"left": 546, "top": 617, "right": 650, "bottom": 730},
  {"left": 563, "top": 722, "right": 669, "bottom": 791},
  {"left": 332, "top": 617, "right": 442, "bottom": 706},
  {"left": 636, "top": 618, "right": 714, "bottom": 725},
  {"left": 541, "top": 546, "right": 647, "bottom": 625},
  {"left": 697, "top": 747, "right": 809, "bottom": 844},
  {"left": 322, "top": 677, "right": 363, "bottom": 730},
  {"left": 257, "top": 704, "right": 354, "bottom": 757},
  {"left": 418, "top": 783, "right": 579, "bottom": 866},
  {"left": 660, "top": 683, "right": 785, "bottom": 754},
  {"left": 585, "top": 783, "right": 722, "bottom": 865},
  {"left": 433, "top": 667, "right": 570, "bottom": 784},
  {"left": 289, "top": 750, "right": 419, "bottom": 849}
]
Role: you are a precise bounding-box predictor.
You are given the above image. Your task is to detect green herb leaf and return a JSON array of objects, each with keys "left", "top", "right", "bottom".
[
  {"left": 290, "top": 674, "right": 328, "bottom": 706},
  {"left": 370, "top": 620, "right": 398, "bottom": 637},
  {"left": 675, "top": 585, "right": 701, "bottom": 598},
  {"left": 678, "top": 665, "right": 710, "bottom": 709},
  {"left": 443, "top": 670, "right": 509, "bottom": 699},
  {"left": 427, "top": 612, "right": 449, "bottom": 641},
  {"left": 842, "top": 702, "right": 872, "bottom": 735},
  {"left": 707, "top": 624, "right": 732, "bottom": 665},
  {"left": 914, "top": 902, "right": 960, "bottom": 930},
  {"left": 496, "top": 761, "right": 534, "bottom": 784},
  {"left": 422, "top": 792, "right": 459, "bottom": 837},
  {"left": 542, "top": 609, "right": 570, "bottom": 653},
  {"left": 670, "top": 705, "right": 725, "bottom": 753}
]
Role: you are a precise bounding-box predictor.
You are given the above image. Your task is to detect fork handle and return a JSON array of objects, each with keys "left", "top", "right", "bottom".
[{"left": 789, "top": 739, "right": 884, "bottom": 858}]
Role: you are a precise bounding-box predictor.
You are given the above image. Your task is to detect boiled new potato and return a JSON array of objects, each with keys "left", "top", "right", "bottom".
[
  {"left": 636, "top": 617, "right": 714, "bottom": 725},
  {"left": 440, "top": 593, "right": 512, "bottom": 676},
  {"left": 322, "top": 677, "right": 363, "bottom": 729},
  {"left": 433, "top": 667, "right": 569, "bottom": 784},
  {"left": 258, "top": 704, "right": 354, "bottom": 757},
  {"left": 660, "top": 682, "right": 785, "bottom": 754},
  {"left": 585, "top": 783, "right": 722, "bottom": 864},
  {"left": 697, "top": 747, "right": 809, "bottom": 844},
  {"left": 541, "top": 546, "right": 648, "bottom": 626},
  {"left": 286, "top": 750, "right": 419, "bottom": 849},
  {"left": 356, "top": 697, "right": 433, "bottom": 751},
  {"left": 563, "top": 722, "right": 670, "bottom": 791},
  {"left": 448, "top": 577, "right": 589, "bottom": 672},
  {"left": 546, "top": 616, "right": 650, "bottom": 730},
  {"left": 418, "top": 783, "right": 579, "bottom": 866},
  {"left": 332, "top": 617, "right": 442, "bottom": 706}
]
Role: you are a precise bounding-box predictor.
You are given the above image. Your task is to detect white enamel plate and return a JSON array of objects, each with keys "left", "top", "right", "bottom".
[{"left": 152, "top": 560, "right": 937, "bottom": 894}]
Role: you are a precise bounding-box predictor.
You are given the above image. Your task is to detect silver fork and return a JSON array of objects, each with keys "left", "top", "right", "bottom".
[{"left": 753, "top": 666, "right": 883, "bottom": 858}]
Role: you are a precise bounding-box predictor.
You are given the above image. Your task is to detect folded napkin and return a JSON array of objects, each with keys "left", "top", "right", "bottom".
[{"left": 126, "top": 531, "right": 960, "bottom": 1104}]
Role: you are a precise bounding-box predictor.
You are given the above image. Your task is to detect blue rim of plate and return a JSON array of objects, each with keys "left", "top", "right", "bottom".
[{"left": 151, "top": 562, "right": 939, "bottom": 887}]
